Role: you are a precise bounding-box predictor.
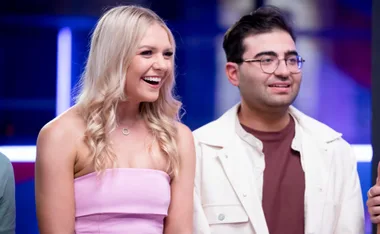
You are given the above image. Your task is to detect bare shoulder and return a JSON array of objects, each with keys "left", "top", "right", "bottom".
[
  {"left": 37, "top": 105, "right": 85, "bottom": 162},
  {"left": 175, "top": 122, "right": 194, "bottom": 146},
  {"left": 38, "top": 106, "right": 84, "bottom": 144},
  {"left": 175, "top": 122, "right": 195, "bottom": 160},
  {"left": 176, "top": 121, "right": 192, "bottom": 135}
]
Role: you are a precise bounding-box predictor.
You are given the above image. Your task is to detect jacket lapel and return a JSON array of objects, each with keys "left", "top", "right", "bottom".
[
  {"left": 216, "top": 138, "right": 269, "bottom": 234},
  {"left": 290, "top": 108, "right": 340, "bottom": 234}
]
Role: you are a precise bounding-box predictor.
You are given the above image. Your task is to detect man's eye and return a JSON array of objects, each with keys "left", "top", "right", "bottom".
[
  {"left": 261, "top": 58, "right": 274, "bottom": 63},
  {"left": 287, "top": 58, "right": 298, "bottom": 64}
]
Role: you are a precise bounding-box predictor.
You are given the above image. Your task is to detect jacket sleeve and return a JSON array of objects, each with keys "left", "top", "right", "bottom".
[
  {"left": 192, "top": 135, "right": 211, "bottom": 234},
  {"left": 0, "top": 153, "right": 16, "bottom": 234},
  {"left": 334, "top": 140, "right": 365, "bottom": 234}
]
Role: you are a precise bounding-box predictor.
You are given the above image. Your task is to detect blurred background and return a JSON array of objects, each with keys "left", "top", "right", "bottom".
[{"left": 0, "top": 0, "right": 372, "bottom": 233}]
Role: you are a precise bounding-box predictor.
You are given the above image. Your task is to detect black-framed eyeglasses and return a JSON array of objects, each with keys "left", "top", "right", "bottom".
[{"left": 239, "top": 55, "right": 305, "bottom": 74}]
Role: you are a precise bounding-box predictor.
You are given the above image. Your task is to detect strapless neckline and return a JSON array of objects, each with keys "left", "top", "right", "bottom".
[{"left": 74, "top": 167, "right": 170, "bottom": 181}]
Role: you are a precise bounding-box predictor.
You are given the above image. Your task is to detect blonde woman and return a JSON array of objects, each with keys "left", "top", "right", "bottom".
[{"left": 35, "top": 5, "right": 195, "bottom": 234}]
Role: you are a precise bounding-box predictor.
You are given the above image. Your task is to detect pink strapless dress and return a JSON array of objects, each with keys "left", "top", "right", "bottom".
[{"left": 74, "top": 168, "right": 171, "bottom": 234}]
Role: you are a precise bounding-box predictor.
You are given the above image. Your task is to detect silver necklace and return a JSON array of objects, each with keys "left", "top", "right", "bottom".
[
  {"left": 122, "top": 128, "right": 130, "bottom": 136},
  {"left": 118, "top": 117, "right": 139, "bottom": 136}
]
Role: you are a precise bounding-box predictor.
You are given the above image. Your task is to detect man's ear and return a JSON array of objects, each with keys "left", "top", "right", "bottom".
[{"left": 225, "top": 62, "right": 240, "bottom": 87}]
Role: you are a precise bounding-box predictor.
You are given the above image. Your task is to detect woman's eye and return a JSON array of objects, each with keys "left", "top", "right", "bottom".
[
  {"left": 164, "top": 51, "right": 173, "bottom": 57},
  {"left": 140, "top": 50, "right": 153, "bottom": 56}
]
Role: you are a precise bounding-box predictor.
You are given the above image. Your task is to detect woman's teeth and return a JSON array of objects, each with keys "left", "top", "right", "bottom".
[{"left": 142, "top": 77, "right": 161, "bottom": 85}]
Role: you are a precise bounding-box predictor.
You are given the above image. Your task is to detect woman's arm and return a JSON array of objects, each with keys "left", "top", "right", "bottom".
[
  {"left": 35, "top": 121, "right": 77, "bottom": 234},
  {"left": 164, "top": 123, "right": 196, "bottom": 234}
]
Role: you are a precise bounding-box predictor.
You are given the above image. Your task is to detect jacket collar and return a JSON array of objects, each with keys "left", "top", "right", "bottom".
[{"left": 193, "top": 103, "right": 342, "bottom": 147}]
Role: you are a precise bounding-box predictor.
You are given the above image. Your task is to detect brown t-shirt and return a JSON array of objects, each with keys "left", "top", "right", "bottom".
[{"left": 242, "top": 116, "right": 305, "bottom": 234}]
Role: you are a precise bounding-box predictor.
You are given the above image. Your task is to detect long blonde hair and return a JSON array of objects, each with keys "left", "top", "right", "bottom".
[{"left": 75, "top": 5, "right": 182, "bottom": 177}]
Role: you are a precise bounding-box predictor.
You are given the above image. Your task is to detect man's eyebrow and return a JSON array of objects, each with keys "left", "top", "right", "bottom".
[
  {"left": 253, "top": 51, "right": 278, "bottom": 58},
  {"left": 285, "top": 50, "right": 298, "bottom": 56}
]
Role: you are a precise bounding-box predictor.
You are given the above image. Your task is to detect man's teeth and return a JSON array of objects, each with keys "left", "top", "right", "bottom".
[
  {"left": 143, "top": 77, "right": 161, "bottom": 82},
  {"left": 269, "top": 84, "right": 290, "bottom": 87}
]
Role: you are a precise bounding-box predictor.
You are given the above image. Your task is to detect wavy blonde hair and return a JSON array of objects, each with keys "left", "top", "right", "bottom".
[{"left": 75, "top": 5, "right": 182, "bottom": 177}]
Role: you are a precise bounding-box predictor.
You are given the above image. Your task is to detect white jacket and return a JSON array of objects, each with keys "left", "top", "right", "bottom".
[{"left": 192, "top": 104, "right": 364, "bottom": 234}]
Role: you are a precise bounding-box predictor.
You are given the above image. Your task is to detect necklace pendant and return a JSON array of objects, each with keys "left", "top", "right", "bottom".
[{"left": 122, "top": 128, "right": 130, "bottom": 136}]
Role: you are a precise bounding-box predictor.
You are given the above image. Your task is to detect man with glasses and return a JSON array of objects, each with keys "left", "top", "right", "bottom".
[{"left": 192, "top": 5, "right": 364, "bottom": 234}]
